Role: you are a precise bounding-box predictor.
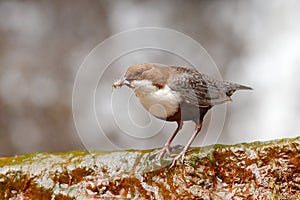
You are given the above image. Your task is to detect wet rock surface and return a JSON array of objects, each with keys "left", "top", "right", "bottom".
[{"left": 0, "top": 137, "right": 299, "bottom": 199}]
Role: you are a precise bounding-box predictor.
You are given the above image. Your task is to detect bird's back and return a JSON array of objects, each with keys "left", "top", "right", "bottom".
[{"left": 167, "top": 66, "right": 252, "bottom": 107}]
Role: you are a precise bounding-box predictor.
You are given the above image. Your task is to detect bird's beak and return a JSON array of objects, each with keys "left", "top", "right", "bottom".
[
  {"left": 121, "top": 77, "right": 132, "bottom": 87},
  {"left": 112, "top": 76, "right": 133, "bottom": 89}
]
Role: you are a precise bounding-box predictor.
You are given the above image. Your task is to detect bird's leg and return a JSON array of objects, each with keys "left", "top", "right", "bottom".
[
  {"left": 170, "top": 120, "right": 202, "bottom": 168},
  {"left": 151, "top": 120, "right": 183, "bottom": 160}
]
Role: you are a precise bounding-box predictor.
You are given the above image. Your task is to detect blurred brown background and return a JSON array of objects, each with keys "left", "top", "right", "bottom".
[{"left": 0, "top": 0, "right": 299, "bottom": 156}]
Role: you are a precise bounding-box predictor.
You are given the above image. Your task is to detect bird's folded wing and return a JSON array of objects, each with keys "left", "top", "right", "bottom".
[{"left": 168, "top": 73, "right": 228, "bottom": 107}]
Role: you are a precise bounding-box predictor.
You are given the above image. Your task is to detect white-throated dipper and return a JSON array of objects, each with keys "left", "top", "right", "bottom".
[{"left": 113, "top": 63, "right": 252, "bottom": 167}]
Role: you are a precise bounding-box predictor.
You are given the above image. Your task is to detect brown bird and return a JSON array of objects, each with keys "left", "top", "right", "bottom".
[{"left": 113, "top": 63, "right": 252, "bottom": 167}]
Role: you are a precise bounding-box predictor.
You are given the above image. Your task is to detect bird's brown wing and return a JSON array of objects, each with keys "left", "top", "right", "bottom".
[{"left": 168, "top": 68, "right": 228, "bottom": 107}]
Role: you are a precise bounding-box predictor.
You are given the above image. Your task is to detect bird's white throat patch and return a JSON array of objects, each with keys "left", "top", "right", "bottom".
[{"left": 131, "top": 80, "right": 181, "bottom": 119}]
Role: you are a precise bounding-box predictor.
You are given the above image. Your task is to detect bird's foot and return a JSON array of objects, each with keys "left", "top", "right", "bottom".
[
  {"left": 169, "top": 149, "right": 187, "bottom": 168},
  {"left": 150, "top": 145, "right": 171, "bottom": 160}
]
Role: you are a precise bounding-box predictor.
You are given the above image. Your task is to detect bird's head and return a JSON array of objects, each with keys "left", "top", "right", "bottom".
[
  {"left": 124, "top": 64, "right": 153, "bottom": 82},
  {"left": 113, "top": 64, "right": 156, "bottom": 89}
]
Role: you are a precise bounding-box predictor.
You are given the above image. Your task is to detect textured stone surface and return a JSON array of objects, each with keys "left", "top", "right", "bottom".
[{"left": 0, "top": 137, "right": 299, "bottom": 199}]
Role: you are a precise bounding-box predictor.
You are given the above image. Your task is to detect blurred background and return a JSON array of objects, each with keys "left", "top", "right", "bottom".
[{"left": 0, "top": 0, "right": 299, "bottom": 156}]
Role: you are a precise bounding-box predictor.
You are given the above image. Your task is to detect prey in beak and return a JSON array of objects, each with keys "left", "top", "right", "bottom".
[{"left": 112, "top": 77, "right": 133, "bottom": 89}]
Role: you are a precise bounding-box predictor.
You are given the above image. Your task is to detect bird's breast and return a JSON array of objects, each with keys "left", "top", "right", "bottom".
[{"left": 132, "top": 80, "right": 181, "bottom": 119}]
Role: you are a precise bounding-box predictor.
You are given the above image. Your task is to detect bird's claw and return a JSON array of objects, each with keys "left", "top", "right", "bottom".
[
  {"left": 169, "top": 151, "right": 186, "bottom": 168},
  {"left": 158, "top": 146, "right": 172, "bottom": 160},
  {"left": 150, "top": 145, "right": 172, "bottom": 160}
]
